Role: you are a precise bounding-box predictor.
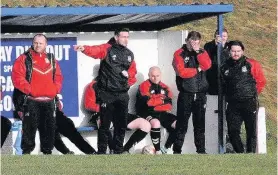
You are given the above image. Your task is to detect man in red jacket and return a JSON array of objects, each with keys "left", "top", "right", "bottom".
[
  {"left": 221, "top": 40, "right": 266, "bottom": 153},
  {"left": 172, "top": 31, "right": 211, "bottom": 154},
  {"left": 74, "top": 28, "right": 137, "bottom": 154},
  {"left": 84, "top": 80, "right": 151, "bottom": 154},
  {"left": 136, "top": 66, "right": 177, "bottom": 154},
  {"left": 12, "top": 34, "right": 63, "bottom": 154}
]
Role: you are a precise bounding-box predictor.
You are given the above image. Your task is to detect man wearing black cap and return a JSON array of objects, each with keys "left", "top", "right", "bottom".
[{"left": 221, "top": 40, "right": 266, "bottom": 153}]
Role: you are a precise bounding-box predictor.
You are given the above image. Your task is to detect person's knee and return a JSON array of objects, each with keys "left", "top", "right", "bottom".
[
  {"left": 150, "top": 119, "right": 160, "bottom": 128},
  {"left": 138, "top": 118, "right": 151, "bottom": 132}
]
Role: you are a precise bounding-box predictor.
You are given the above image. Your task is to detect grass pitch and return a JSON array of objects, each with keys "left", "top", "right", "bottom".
[{"left": 1, "top": 154, "right": 276, "bottom": 175}]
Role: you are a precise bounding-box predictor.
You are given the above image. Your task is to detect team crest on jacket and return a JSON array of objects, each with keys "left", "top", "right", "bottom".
[
  {"left": 150, "top": 90, "right": 155, "bottom": 94},
  {"left": 242, "top": 66, "right": 247, "bottom": 72},
  {"left": 45, "top": 58, "right": 50, "bottom": 63},
  {"left": 112, "top": 55, "right": 117, "bottom": 60},
  {"left": 128, "top": 56, "right": 132, "bottom": 62},
  {"left": 161, "top": 90, "right": 165, "bottom": 94},
  {"left": 184, "top": 57, "right": 190, "bottom": 64},
  {"left": 224, "top": 69, "right": 229, "bottom": 76}
]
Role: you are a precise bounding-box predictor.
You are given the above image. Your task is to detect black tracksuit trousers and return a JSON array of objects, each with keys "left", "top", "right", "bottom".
[
  {"left": 173, "top": 92, "right": 207, "bottom": 154},
  {"left": 97, "top": 92, "right": 129, "bottom": 154},
  {"left": 226, "top": 97, "right": 259, "bottom": 153},
  {"left": 54, "top": 110, "right": 96, "bottom": 154},
  {"left": 21, "top": 99, "right": 56, "bottom": 154}
]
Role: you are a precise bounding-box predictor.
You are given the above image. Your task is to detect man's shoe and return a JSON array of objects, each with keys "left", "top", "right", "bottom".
[
  {"left": 160, "top": 146, "right": 168, "bottom": 154},
  {"left": 66, "top": 151, "right": 74, "bottom": 155},
  {"left": 122, "top": 151, "right": 130, "bottom": 154},
  {"left": 156, "top": 150, "right": 162, "bottom": 155}
]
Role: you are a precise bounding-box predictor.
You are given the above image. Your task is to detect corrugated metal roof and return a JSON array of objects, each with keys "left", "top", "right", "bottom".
[{"left": 1, "top": 3, "right": 233, "bottom": 33}]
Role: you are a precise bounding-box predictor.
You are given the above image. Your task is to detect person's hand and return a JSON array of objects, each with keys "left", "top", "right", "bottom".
[
  {"left": 18, "top": 111, "right": 24, "bottom": 120},
  {"left": 121, "top": 70, "right": 129, "bottom": 78},
  {"left": 215, "top": 35, "right": 222, "bottom": 44},
  {"left": 190, "top": 40, "right": 200, "bottom": 52},
  {"left": 73, "top": 45, "right": 85, "bottom": 52},
  {"left": 58, "top": 100, "right": 63, "bottom": 111}
]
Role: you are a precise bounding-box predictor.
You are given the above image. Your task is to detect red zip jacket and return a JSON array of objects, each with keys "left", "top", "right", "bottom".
[
  {"left": 173, "top": 46, "right": 211, "bottom": 78},
  {"left": 12, "top": 50, "right": 63, "bottom": 98},
  {"left": 84, "top": 81, "right": 100, "bottom": 112},
  {"left": 172, "top": 45, "right": 211, "bottom": 93},
  {"left": 136, "top": 80, "right": 173, "bottom": 117}
]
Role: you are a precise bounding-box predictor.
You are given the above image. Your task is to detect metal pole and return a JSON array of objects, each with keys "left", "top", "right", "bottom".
[{"left": 217, "top": 14, "right": 225, "bottom": 154}]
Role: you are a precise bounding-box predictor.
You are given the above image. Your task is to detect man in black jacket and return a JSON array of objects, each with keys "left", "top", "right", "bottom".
[
  {"left": 204, "top": 28, "right": 229, "bottom": 95},
  {"left": 74, "top": 28, "right": 137, "bottom": 154},
  {"left": 172, "top": 31, "right": 211, "bottom": 154}
]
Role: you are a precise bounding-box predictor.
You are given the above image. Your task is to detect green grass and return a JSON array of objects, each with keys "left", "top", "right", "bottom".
[{"left": 1, "top": 154, "right": 277, "bottom": 175}]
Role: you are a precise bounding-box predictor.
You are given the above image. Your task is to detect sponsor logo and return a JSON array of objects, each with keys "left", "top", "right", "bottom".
[
  {"left": 224, "top": 69, "right": 229, "bottom": 76},
  {"left": 128, "top": 56, "right": 132, "bottom": 62},
  {"left": 184, "top": 57, "right": 190, "bottom": 64},
  {"left": 45, "top": 58, "right": 50, "bottom": 63},
  {"left": 242, "top": 66, "right": 247, "bottom": 72}
]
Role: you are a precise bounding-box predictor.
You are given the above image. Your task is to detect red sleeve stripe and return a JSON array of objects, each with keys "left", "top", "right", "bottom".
[
  {"left": 247, "top": 59, "right": 266, "bottom": 94},
  {"left": 127, "top": 60, "right": 137, "bottom": 86},
  {"left": 197, "top": 51, "right": 212, "bottom": 71},
  {"left": 82, "top": 43, "right": 111, "bottom": 60},
  {"left": 172, "top": 49, "right": 198, "bottom": 78}
]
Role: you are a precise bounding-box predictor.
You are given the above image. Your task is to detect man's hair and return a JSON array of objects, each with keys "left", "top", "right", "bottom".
[
  {"left": 186, "top": 31, "right": 201, "bottom": 40},
  {"left": 114, "top": 28, "right": 130, "bottom": 36},
  {"left": 214, "top": 28, "right": 228, "bottom": 37},
  {"left": 148, "top": 66, "right": 161, "bottom": 75},
  {"left": 32, "top": 33, "right": 48, "bottom": 42},
  {"left": 228, "top": 40, "right": 245, "bottom": 51}
]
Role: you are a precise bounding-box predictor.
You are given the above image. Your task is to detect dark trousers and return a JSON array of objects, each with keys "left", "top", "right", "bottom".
[
  {"left": 173, "top": 92, "right": 207, "bottom": 153},
  {"left": 21, "top": 99, "right": 56, "bottom": 154},
  {"left": 98, "top": 92, "right": 129, "bottom": 154},
  {"left": 1, "top": 116, "right": 12, "bottom": 147},
  {"left": 226, "top": 98, "right": 258, "bottom": 153},
  {"left": 158, "top": 112, "right": 177, "bottom": 148},
  {"left": 54, "top": 110, "right": 96, "bottom": 154}
]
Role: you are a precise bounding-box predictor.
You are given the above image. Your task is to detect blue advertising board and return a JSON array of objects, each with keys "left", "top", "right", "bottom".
[{"left": 0, "top": 37, "right": 79, "bottom": 117}]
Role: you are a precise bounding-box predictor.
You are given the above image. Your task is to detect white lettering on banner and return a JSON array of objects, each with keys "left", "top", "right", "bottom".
[
  {"left": 15, "top": 46, "right": 32, "bottom": 58},
  {"left": 3, "top": 65, "right": 13, "bottom": 73},
  {"left": 0, "top": 76, "right": 14, "bottom": 92},
  {"left": 0, "top": 95, "right": 13, "bottom": 112},
  {"left": 15, "top": 46, "right": 24, "bottom": 58},
  {"left": 46, "top": 45, "right": 71, "bottom": 61},
  {"left": 0, "top": 46, "right": 13, "bottom": 62}
]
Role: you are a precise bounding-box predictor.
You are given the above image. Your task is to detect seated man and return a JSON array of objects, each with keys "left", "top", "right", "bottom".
[
  {"left": 136, "top": 66, "right": 177, "bottom": 154},
  {"left": 84, "top": 80, "right": 151, "bottom": 154},
  {"left": 54, "top": 99, "right": 97, "bottom": 155}
]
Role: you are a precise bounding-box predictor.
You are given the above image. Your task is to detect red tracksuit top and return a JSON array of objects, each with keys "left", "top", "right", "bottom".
[
  {"left": 84, "top": 81, "right": 100, "bottom": 113},
  {"left": 12, "top": 49, "right": 63, "bottom": 98}
]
